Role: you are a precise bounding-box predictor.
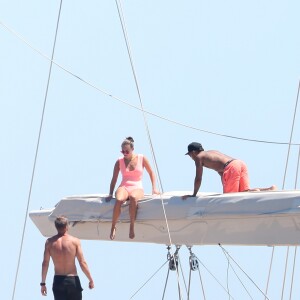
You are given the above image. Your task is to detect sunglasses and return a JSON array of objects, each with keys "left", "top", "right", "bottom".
[{"left": 121, "top": 150, "right": 131, "bottom": 154}]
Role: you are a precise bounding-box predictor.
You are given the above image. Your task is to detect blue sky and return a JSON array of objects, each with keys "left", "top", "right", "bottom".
[{"left": 1, "top": 0, "right": 300, "bottom": 299}]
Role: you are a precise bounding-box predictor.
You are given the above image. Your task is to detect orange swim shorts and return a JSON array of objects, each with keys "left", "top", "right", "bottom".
[{"left": 222, "top": 159, "right": 250, "bottom": 193}]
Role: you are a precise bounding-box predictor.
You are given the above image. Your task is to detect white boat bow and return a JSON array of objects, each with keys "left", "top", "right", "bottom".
[{"left": 29, "top": 190, "right": 300, "bottom": 246}]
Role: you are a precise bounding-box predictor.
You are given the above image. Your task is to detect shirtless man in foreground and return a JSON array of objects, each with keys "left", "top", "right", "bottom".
[
  {"left": 182, "top": 142, "right": 276, "bottom": 199},
  {"left": 41, "top": 216, "right": 94, "bottom": 299}
]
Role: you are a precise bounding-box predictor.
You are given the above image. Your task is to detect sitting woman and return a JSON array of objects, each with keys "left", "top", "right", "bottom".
[{"left": 106, "top": 137, "right": 159, "bottom": 240}]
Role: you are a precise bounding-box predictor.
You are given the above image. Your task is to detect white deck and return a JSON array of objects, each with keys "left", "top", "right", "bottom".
[{"left": 29, "top": 190, "right": 300, "bottom": 246}]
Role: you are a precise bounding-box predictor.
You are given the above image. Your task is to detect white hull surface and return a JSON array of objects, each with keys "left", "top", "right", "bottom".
[{"left": 29, "top": 190, "right": 300, "bottom": 246}]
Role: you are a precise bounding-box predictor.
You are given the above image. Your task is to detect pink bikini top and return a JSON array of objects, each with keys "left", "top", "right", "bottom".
[{"left": 119, "top": 154, "right": 144, "bottom": 188}]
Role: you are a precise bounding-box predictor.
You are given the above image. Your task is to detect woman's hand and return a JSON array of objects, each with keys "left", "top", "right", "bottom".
[{"left": 152, "top": 188, "right": 160, "bottom": 195}]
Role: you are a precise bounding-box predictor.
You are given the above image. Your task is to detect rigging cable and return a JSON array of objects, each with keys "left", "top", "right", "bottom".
[
  {"left": 221, "top": 246, "right": 254, "bottom": 300},
  {"left": 187, "top": 246, "right": 206, "bottom": 300},
  {"left": 129, "top": 260, "right": 169, "bottom": 299},
  {"left": 114, "top": 1, "right": 184, "bottom": 298},
  {"left": 194, "top": 254, "right": 235, "bottom": 300},
  {"left": 218, "top": 244, "right": 270, "bottom": 300},
  {"left": 280, "top": 80, "right": 300, "bottom": 300},
  {"left": 10, "top": 1, "right": 63, "bottom": 300},
  {"left": 264, "top": 246, "right": 275, "bottom": 300},
  {"left": 282, "top": 80, "right": 300, "bottom": 189},
  {"left": 281, "top": 247, "right": 290, "bottom": 300},
  {"left": 289, "top": 247, "right": 297, "bottom": 300},
  {"left": 288, "top": 149, "right": 300, "bottom": 299},
  {"left": 1, "top": 20, "right": 300, "bottom": 147}
]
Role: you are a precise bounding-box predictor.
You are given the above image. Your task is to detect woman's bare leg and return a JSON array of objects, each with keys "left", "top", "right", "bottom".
[
  {"left": 110, "top": 187, "right": 128, "bottom": 240},
  {"left": 128, "top": 189, "right": 144, "bottom": 239}
]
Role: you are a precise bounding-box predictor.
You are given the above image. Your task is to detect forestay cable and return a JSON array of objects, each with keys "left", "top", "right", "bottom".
[
  {"left": 1, "top": 20, "right": 300, "bottom": 146},
  {"left": 11, "top": 1, "right": 63, "bottom": 299}
]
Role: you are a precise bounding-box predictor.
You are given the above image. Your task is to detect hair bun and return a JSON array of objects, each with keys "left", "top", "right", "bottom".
[{"left": 126, "top": 136, "right": 134, "bottom": 143}]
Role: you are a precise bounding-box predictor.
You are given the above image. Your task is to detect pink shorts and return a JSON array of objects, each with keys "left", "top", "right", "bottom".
[
  {"left": 118, "top": 184, "right": 143, "bottom": 194},
  {"left": 222, "top": 160, "right": 250, "bottom": 193}
]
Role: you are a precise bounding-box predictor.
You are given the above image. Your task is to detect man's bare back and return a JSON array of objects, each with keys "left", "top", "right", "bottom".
[
  {"left": 47, "top": 234, "right": 79, "bottom": 275},
  {"left": 197, "top": 150, "right": 233, "bottom": 173},
  {"left": 41, "top": 217, "right": 94, "bottom": 298}
]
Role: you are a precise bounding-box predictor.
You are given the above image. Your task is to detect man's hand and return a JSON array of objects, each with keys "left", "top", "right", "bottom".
[
  {"left": 105, "top": 195, "right": 113, "bottom": 202},
  {"left": 41, "top": 285, "right": 47, "bottom": 296},
  {"left": 89, "top": 280, "right": 95, "bottom": 289},
  {"left": 181, "top": 195, "right": 194, "bottom": 200}
]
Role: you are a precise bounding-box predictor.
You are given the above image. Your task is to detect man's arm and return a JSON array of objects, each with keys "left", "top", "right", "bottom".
[
  {"left": 182, "top": 157, "right": 203, "bottom": 200},
  {"left": 41, "top": 239, "right": 50, "bottom": 296},
  {"left": 76, "top": 239, "right": 95, "bottom": 289},
  {"left": 192, "top": 158, "right": 203, "bottom": 196}
]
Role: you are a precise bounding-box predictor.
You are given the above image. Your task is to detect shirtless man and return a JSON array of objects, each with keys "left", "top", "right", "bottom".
[
  {"left": 41, "top": 216, "right": 94, "bottom": 299},
  {"left": 182, "top": 142, "right": 276, "bottom": 199}
]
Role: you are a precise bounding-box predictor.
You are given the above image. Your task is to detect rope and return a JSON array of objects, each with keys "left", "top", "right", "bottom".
[
  {"left": 113, "top": 3, "right": 187, "bottom": 298},
  {"left": 289, "top": 247, "right": 297, "bottom": 300},
  {"left": 10, "top": 1, "right": 63, "bottom": 299},
  {"left": 282, "top": 80, "right": 300, "bottom": 189},
  {"left": 295, "top": 145, "right": 300, "bottom": 189},
  {"left": 178, "top": 257, "right": 188, "bottom": 294},
  {"left": 187, "top": 259, "right": 206, "bottom": 300},
  {"left": 218, "top": 244, "right": 270, "bottom": 300},
  {"left": 162, "top": 267, "right": 171, "bottom": 300},
  {"left": 187, "top": 266, "right": 192, "bottom": 300},
  {"left": 197, "top": 267, "right": 206, "bottom": 300},
  {"left": 114, "top": 0, "right": 175, "bottom": 246},
  {"left": 113, "top": 2, "right": 187, "bottom": 296},
  {"left": 1, "top": 20, "right": 300, "bottom": 146},
  {"left": 281, "top": 246, "right": 290, "bottom": 300},
  {"left": 221, "top": 249, "right": 254, "bottom": 300},
  {"left": 264, "top": 246, "right": 275, "bottom": 300},
  {"left": 194, "top": 254, "right": 235, "bottom": 300},
  {"left": 129, "top": 260, "right": 169, "bottom": 299}
]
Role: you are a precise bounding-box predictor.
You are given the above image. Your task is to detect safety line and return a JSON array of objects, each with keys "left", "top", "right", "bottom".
[
  {"left": 11, "top": 1, "right": 63, "bottom": 299},
  {"left": 1, "top": 20, "right": 300, "bottom": 146}
]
